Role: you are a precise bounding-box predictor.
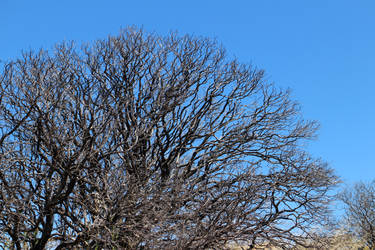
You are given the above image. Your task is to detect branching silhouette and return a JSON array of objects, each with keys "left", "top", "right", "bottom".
[{"left": 0, "top": 28, "right": 338, "bottom": 249}]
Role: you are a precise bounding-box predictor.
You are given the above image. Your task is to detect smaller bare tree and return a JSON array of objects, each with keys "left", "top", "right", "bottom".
[{"left": 339, "top": 180, "right": 375, "bottom": 249}]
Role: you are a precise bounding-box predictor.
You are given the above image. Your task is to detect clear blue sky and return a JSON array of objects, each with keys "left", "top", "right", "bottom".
[{"left": 1, "top": 0, "right": 374, "bottom": 185}]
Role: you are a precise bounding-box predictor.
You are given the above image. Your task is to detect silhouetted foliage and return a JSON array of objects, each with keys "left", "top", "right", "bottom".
[{"left": 0, "top": 28, "right": 338, "bottom": 249}]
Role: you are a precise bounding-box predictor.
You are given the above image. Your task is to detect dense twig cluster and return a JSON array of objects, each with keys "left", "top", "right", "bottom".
[{"left": 0, "top": 28, "right": 337, "bottom": 249}]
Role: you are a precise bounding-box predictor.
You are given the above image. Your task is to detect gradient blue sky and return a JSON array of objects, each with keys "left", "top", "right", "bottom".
[{"left": 1, "top": 1, "right": 374, "bottom": 185}]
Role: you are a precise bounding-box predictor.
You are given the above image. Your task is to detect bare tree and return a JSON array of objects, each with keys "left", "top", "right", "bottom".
[
  {"left": 339, "top": 181, "right": 375, "bottom": 249},
  {"left": 0, "top": 28, "right": 338, "bottom": 249}
]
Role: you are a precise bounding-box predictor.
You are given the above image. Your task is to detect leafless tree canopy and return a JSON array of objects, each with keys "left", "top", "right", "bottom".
[
  {"left": 0, "top": 28, "right": 338, "bottom": 249},
  {"left": 339, "top": 181, "right": 375, "bottom": 249}
]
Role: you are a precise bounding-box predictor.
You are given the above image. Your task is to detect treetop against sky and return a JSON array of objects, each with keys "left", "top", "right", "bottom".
[{"left": 2, "top": 1, "right": 374, "bottom": 185}]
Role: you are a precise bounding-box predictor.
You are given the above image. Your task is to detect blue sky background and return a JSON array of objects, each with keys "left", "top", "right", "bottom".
[{"left": 1, "top": 1, "right": 374, "bottom": 187}]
